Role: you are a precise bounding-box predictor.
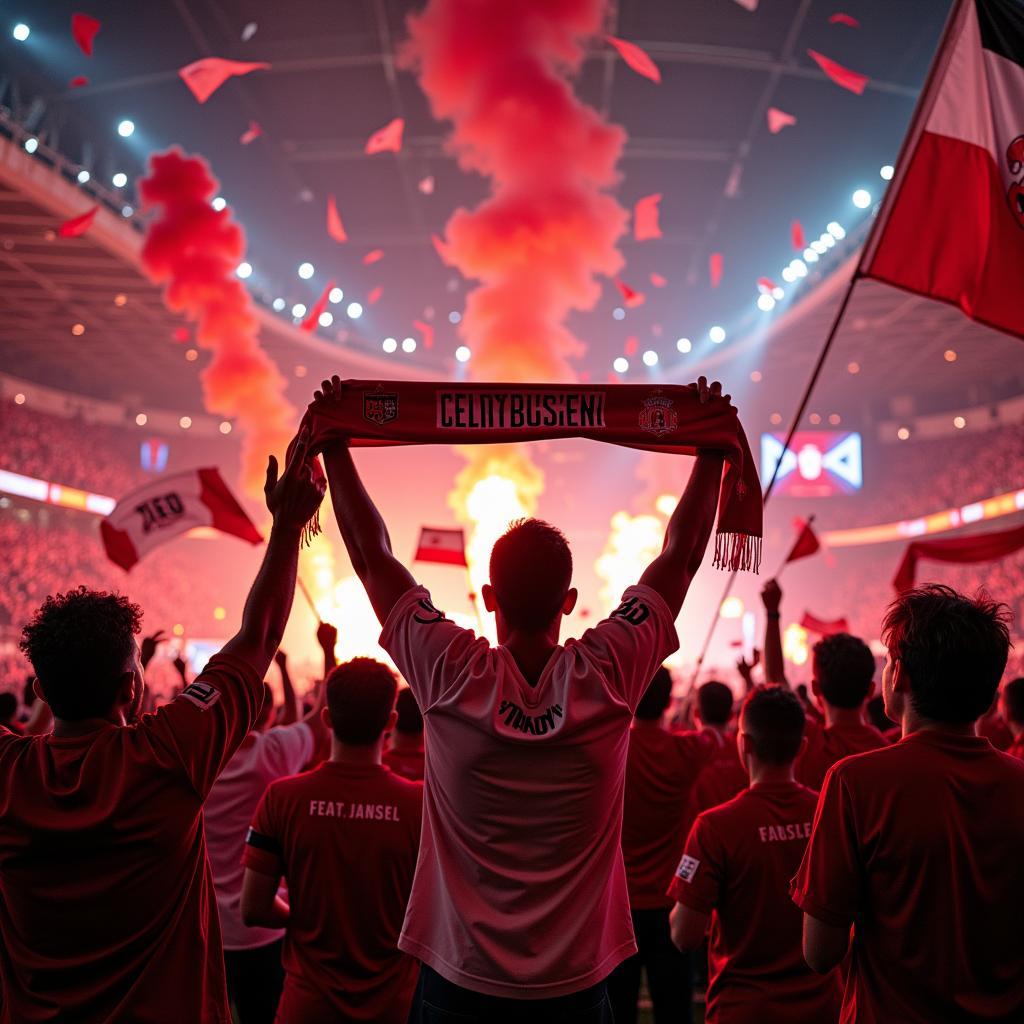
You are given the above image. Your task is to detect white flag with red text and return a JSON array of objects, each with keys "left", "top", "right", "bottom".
[{"left": 100, "top": 467, "right": 262, "bottom": 571}]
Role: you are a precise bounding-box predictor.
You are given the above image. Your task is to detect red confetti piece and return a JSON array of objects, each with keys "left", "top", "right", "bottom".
[
  {"left": 807, "top": 49, "right": 868, "bottom": 95},
  {"left": 418, "top": 175, "right": 435, "bottom": 195},
  {"left": 624, "top": 336, "right": 638, "bottom": 356},
  {"left": 431, "top": 233, "right": 452, "bottom": 264},
  {"left": 326, "top": 195, "right": 347, "bottom": 244},
  {"left": 766, "top": 107, "right": 797, "bottom": 134},
  {"left": 178, "top": 58, "right": 270, "bottom": 104},
  {"left": 829, "top": 12, "right": 860, "bottom": 27},
  {"left": 363, "top": 249, "right": 384, "bottom": 265},
  {"left": 69, "top": 75, "right": 90, "bottom": 89},
  {"left": 650, "top": 272, "right": 667, "bottom": 287},
  {"left": 367, "top": 286, "right": 384, "bottom": 305},
  {"left": 301, "top": 280, "right": 334, "bottom": 332},
  {"left": 365, "top": 117, "right": 404, "bottom": 155},
  {"left": 240, "top": 121, "right": 262, "bottom": 145},
  {"left": 709, "top": 252, "right": 723, "bottom": 288},
  {"left": 633, "top": 193, "right": 662, "bottom": 241},
  {"left": 59, "top": 205, "right": 99, "bottom": 238},
  {"left": 615, "top": 280, "right": 646, "bottom": 308},
  {"left": 791, "top": 220, "right": 806, "bottom": 250},
  {"left": 605, "top": 36, "right": 661, "bottom": 83},
  {"left": 413, "top": 319, "right": 435, "bottom": 349},
  {"left": 757, "top": 277, "right": 778, "bottom": 294},
  {"left": 71, "top": 13, "right": 101, "bottom": 56}
]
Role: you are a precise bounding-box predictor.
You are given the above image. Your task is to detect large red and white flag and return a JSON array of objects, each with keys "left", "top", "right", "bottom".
[
  {"left": 100, "top": 467, "right": 262, "bottom": 571},
  {"left": 800, "top": 612, "right": 850, "bottom": 636},
  {"left": 414, "top": 527, "right": 467, "bottom": 566},
  {"left": 862, "top": 0, "right": 1024, "bottom": 340}
]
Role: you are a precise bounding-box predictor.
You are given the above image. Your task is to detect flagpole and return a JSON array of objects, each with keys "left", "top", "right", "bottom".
[
  {"left": 295, "top": 575, "right": 322, "bottom": 624},
  {"left": 772, "top": 514, "right": 816, "bottom": 580}
]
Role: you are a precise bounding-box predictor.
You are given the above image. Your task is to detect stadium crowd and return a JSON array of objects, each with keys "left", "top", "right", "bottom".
[{"left": 0, "top": 379, "right": 1022, "bottom": 1024}]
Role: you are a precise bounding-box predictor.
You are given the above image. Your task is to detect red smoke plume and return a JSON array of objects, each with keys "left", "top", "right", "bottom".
[
  {"left": 139, "top": 149, "right": 295, "bottom": 495},
  {"left": 403, "top": 0, "right": 627, "bottom": 382}
]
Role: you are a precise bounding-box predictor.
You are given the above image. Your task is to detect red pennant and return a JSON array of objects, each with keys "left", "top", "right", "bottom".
[
  {"left": 709, "top": 252, "right": 723, "bottom": 288},
  {"left": 829, "top": 12, "right": 860, "bottom": 27},
  {"left": 362, "top": 249, "right": 384, "bottom": 265},
  {"left": 59, "top": 205, "right": 99, "bottom": 238},
  {"left": 807, "top": 50, "right": 868, "bottom": 95},
  {"left": 757, "top": 277, "right": 778, "bottom": 294},
  {"left": 431, "top": 233, "right": 452, "bottom": 264},
  {"left": 365, "top": 117, "right": 404, "bottom": 155},
  {"left": 240, "top": 121, "right": 262, "bottom": 145},
  {"left": 71, "top": 13, "right": 101, "bottom": 56},
  {"left": 624, "top": 336, "right": 638, "bottom": 356},
  {"left": 69, "top": 75, "right": 90, "bottom": 89},
  {"left": 800, "top": 612, "right": 849, "bottom": 636},
  {"left": 178, "top": 58, "right": 269, "bottom": 104},
  {"left": 367, "top": 286, "right": 384, "bottom": 305},
  {"left": 605, "top": 36, "right": 661, "bottom": 83},
  {"left": 650, "top": 272, "right": 667, "bottom": 287},
  {"left": 786, "top": 518, "right": 821, "bottom": 563},
  {"left": 301, "top": 281, "right": 334, "bottom": 332},
  {"left": 413, "top": 319, "right": 435, "bottom": 349},
  {"left": 418, "top": 175, "right": 435, "bottom": 195},
  {"left": 766, "top": 107, "right": 797, "bottom": 134},
  {"left": 791, "top": 220, "right": 806, "bottom": 251},
  {"left": 615, "top": 280, "right": 646, "bottom": 308},
  {"left": 326, "top": 196, "right": 347, "bottom": 244},
  {"left": 633, "top": 193, "right": 662, "bottom": 241}
]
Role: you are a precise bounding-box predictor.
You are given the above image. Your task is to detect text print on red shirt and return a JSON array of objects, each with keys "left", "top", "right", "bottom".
[
  {"left": 759, "top": 821, "right": 811, "bottom": 843},
  {"left": 305, "top": 801, "right": 402, "bottom": 820}
]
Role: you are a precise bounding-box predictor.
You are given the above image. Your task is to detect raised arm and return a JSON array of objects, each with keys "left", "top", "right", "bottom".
[
  {"left": 274, "top": 650, "right": 298, "bottom": 725},
  {"left": 761, "top": 579, "right": 789, "bottom": 686},
  {"left": 219, "top": 431, "right": 326, "bottom": 679},
  {"left": 639, "top": 378, "right": 728, "bottom": 620},
  {"left": 315, "top": 377, "right": 417, "bottom": 626}
]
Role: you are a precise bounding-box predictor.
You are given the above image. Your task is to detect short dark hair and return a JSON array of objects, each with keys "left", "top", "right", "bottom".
[
  {"left": 882, "top": 585, "right": 1011, "bottom": 724},
  {"left": 741, "top": 686, "right": 807, "bottom": 764},
  {"left": 395, "top": 687, "right": 423, "bottom": 735},
  {"left": 1000, "top": 677, "right": 1024, "bottom": 726},
  {"left": 489, "top": 519, "right": 572, "bottom": 632},
  {"left": 326, "top": 658, "right": 398, "bottom": 744},
  {"left": 19, "top": 586, "right": 142, "bottom": 721},
  {"left": 0, "top": 693, "right": 17, "bottom": 721},
  {"left": 813, "top": 633, "right": 875, "bottom": 708},
  {"left": 635, "top": 667, "right": 673, "bottom": 721},
  {"left": 697, "top": 680, "right": 734, "bottom": 725}
]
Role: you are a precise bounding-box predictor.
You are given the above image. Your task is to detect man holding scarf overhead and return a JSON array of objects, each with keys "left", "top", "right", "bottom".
[{"left": 306, "top": 374, "right": 759, "bottom": 1021}]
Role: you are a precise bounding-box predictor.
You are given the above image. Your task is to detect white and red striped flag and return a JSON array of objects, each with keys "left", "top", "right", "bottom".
[
  {"left": 414, "top": 527, "right": 467, "bottom": 566},
  {"left": 862, "top": 0, "right": 1024, "bottom": 340},
  {"left": 100, "top": 467, "right": 262, "bottom": 571}
]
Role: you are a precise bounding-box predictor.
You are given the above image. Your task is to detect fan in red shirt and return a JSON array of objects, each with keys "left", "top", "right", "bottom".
[
  {"left": 760, "top": 580, "right": 886, "bottom": 787},
  {"left": 1000, "top": 677, "right": 1024, "bottom": 760},
  {"left": 668, "top": 686, "right": 842, "bottom": 1023},
  {"left": 793, "top": 585, "right": 1024, "bottom": 1022},
  {"left": 683, "top": 681, "right": 747, "bottom": 825},
  {"left": 608, "top": 666, "right": 723, "bottom": 1024},
  {"left": 241, "top": 657, "right": 423, "bottom": 1024},
  {"left": 382, "top": 686, "right": 425, "bottom": 781},
  {"left": 0, "top": 432, "right": 326, "bottom": 1024}
]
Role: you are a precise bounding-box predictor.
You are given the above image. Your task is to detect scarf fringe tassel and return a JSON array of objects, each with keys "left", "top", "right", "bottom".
[
  {"left": 301, "top": 510, "right": 322, "bottom": 548},
  {"left": 714, "top": 532, "right": 762, "bottom": 574}
]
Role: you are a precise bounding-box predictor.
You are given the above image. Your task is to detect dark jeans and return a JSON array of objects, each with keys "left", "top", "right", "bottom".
[
  {"left": 223, "top": 938, "right": 285, "bottom": 1024},
  {"left": 407, "top": 964, "right": 614, "bottom": 1024},
  {"left": 606, "top": 907, "right": 693, "bottom": 1024}
]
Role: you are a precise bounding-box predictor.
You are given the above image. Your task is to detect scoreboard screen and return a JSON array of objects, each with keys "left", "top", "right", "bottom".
[{"left": 760, "top": 431, "right": 863, "bottom": 497}]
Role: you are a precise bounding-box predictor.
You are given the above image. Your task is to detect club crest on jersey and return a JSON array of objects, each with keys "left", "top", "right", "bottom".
[
  {"left": 363, "top": 390, "right": 399, "bottom": 425},
  {"left": 639, "top": 390, "right": 678, "bottom": 437},
  {"left": 180, "top": 681, "right": 220, "bottom": 711},
  {"left": 1006, "top": 134, "right": 1024, "bottom": 229},
  {"left": 675, "top": 854, "right": 700, "bottom": 882}
]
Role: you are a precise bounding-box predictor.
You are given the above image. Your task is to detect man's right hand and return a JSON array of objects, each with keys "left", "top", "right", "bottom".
[
  {"left": 264, "top": 430, "right": 325, "bottom": 532},
  {"left": 316, "top": 622, "right": 338, "bottom": 653}
]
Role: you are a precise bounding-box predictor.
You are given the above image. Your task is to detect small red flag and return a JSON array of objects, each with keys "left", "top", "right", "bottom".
[
  {"left": 326, "top": 196, "right": 347, "bottom": 243},
  {"left": 365, "top": 117, "right": 404, "bottom": 155},
  {"left": 363, "top": 249, "right": 384, "bottom": 265},
  {"left": 709, "top": 252, "right": 723, "bottom": 288},
  {"left": 240, "top": 121, "right": 262, "bottom": 145},
  {"left": 633, "top": 193, "right": 663, "bottom": 241},
  {"left": 413, "top": 319, "right": 435, "bottom": 349},
  {"left": 786, "top": 517, "right": 821, "bottom": 564},
  {"left": 178, "top": 58, "right": 269, "bottom": 104},
  {"left": 69, "top": 75, "right": 90, "bottom": 89},
  {"left": 301, "top": 280, "right": 335, "bottom": 332},
  {"left": 367, "top": 285, "right": 384, "bottom": 305},
  {"left": 624, "top": 336, "right": 638, "bottom": 356},
  {"left": 650, "top": 272, "right": 667, "bottom": 287},
  {"left": 415, "top": 526, "right": 467, "bottom": 566},
  {"left": 766, "top": 107, "right": 797, "bottom": 134},
  {"left": 59, "top": 205, "right": 99, "bottom": 238},
  {"left": 800, "top": 612, "right": 849, "bottom": 636},
  {"left": 615, "top": 280, "right": 646, "bottom": 307},
  {"left": 71, "top": 13, "right": 101, "bottom": 56},
  {"left": 605, "top": 36, "right": 661, "bottom": 83},
  {"left": 807, "top": 49, "right": 868, "bottom": 95},
  {"left": 829, "top": 12, "right": 860, "bottom": 28},
  {"left": 791, "top": 220, "right": 806, "bottom": 251}
]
